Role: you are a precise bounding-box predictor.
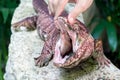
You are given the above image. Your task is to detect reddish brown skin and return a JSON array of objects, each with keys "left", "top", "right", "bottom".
[
  {"left": 13, "top": 0, "right": 70, "bottom": 67},
  {"left": 12, "top": 0, "right": 110, "bottom": 68},
  {"left": 53, "top": 18, "right": 110, "bottom": 68}
]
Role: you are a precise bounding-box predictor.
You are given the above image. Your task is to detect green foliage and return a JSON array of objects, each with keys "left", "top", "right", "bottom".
[
  {"left": 92, "top": 19, "right": 117, "bottom": 52},
  {"left": 0, "top": 0, "right": 19, "bottom": 79},
  {"left": 92, "top": 0, "right": 120, "bottom": 52},
  {"left": 91, "top": 0, "right": 120, "bottom": 68}
]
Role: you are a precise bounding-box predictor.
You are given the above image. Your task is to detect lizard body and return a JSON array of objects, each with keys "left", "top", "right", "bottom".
[{"left": 12, "top": 0, "right": 110, "bottom": 68}]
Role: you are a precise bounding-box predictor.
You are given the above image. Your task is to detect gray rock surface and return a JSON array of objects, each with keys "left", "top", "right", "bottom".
[{"left": 4, "top": 0, "right": 120, "bottom": 80}]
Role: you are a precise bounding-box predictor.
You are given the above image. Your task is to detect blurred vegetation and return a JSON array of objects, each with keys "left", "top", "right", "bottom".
[
  {"left": 91, "top": 0, "right": 120, "bottom": 68},
  {"left": 0, "top": 0, "right": 19, "bottom": 80},
  {"left": 0, "top": 0, "right": 120, "bottom": 80}
]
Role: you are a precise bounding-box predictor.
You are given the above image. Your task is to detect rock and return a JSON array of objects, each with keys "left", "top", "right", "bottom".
[{"left": 4, "top": 0, "right": 120, "bottom": 80}]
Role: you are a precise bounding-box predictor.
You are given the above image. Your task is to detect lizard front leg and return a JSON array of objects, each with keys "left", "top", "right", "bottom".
[
  {"left": 93, "top": 40, "right": 111, "bottom": 67},
  {"left": 35, "top": 28, "right": 60, "bottom": 67},
  {"left": 12, "top": 15, "right": 38, "bottom": 31},
  {"left": 34, "top": 40, "right": 53, "bottom": 67}
]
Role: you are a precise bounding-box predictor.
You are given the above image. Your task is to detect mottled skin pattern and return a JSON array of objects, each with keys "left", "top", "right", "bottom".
[
  {"left": 53, "top": 18, "right": 110, "bottom": 68},
  {"left": 12, "top": 0, "right": 110, "bottom": 68}
]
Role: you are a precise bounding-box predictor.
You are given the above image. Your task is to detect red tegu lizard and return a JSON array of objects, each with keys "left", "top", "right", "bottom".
[{"left": 12, "top": 0, "right": 110, "bottom": 68}]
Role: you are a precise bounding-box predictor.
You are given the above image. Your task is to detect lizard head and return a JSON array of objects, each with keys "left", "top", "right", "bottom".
[{"left": 53, "top": 17, "right": 94, "bottom": 68}]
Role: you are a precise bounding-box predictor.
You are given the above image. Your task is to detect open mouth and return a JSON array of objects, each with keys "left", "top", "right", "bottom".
[
  {"left": 52, "top": 17, "right": 80, "bottom": 68},
  {"left": 52, "top": 17, "right": 94, "bottom": 68},
  {"left": 53, "top": 51, "right": 74, "bottom": 67}
]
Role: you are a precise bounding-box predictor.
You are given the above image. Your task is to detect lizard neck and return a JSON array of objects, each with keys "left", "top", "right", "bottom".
[{"left": 33, "top": 0, "right": 49, "bottom": 15}]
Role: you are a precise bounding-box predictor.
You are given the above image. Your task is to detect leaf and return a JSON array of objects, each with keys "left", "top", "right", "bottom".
[
  {"left": 106, "top": 21, "right": 117, "bottom": 52},
  {"left": 1, "top": 8, "right": 9, "bottom": 23},
  {"left": 92, "top": 19, "right": 106, "bottom": 39}
]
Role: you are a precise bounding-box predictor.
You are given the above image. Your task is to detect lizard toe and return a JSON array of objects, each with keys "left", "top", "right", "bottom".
[{"left": 34, "top": 54, "right": 52, "bottom": 67}]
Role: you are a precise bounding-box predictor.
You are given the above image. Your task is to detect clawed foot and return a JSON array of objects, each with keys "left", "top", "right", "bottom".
[
  {"left": 94, "top": 40, "right": 111, "bottom": 67},
  {"left": 34, "top": 53, "right": 53, "bottom": 67},
  {"left": 96, "top": 55, "right": 111, "bottom": 67}
]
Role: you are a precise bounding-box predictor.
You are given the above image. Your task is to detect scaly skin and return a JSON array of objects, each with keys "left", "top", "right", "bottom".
[
  {"left": 53, "top": 18, "right": 110, "bottom": 68},
  {"left": 12, "top": 0, "right": 70, "bottom": 67},
  {"left": 12, "top": 0, "right": 110, "bottom": 68}
]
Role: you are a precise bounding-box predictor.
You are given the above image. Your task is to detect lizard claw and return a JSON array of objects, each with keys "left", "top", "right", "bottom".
[
  {"left": 96, "top": 55, "right": 111, "bottom": 68},
  {"left": 34, "top": 53, "right": 53, "bottom": 67}
]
